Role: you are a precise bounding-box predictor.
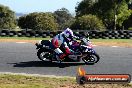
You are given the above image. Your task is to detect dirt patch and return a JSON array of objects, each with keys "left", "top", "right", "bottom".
[
  {"left": 62, "top": 84, "right": 132, "bottom": 88},
  {"left": 0, "top": 39, "right": 132, "bottom": 47},
  {"left": 93, "top": 42, "right": 132, "bottom": 47},
  {"left": 0, "top": 39, "right": 38, "bottom": 44}
]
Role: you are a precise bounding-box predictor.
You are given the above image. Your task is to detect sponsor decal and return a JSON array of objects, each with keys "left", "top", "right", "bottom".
[{"left": 76, "top": 67, "right": 131, "bottom": 84}]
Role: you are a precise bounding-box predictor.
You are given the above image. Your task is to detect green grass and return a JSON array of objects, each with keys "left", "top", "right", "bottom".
[
  {"left": 0, "top": 37, "right": 49, "bottom": 40},
  {"left": 0, "top": 74, "right": 132, "bottom": 88},
  {"left": 0, "top": 74, "right": 75, "bottom": 88},
  {"left": 0, "top": 37, "right": 132, "bottom": 47},
  {"left": 91, "top": 39, "right": 132, "bottom": 43}
]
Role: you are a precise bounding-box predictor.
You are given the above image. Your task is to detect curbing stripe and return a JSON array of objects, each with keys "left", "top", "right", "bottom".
[
  {"left": 0, "top": 72, "right": 75, "bottom": 79},
  {"left": 16, "top": 42, "right": 28, "bottom": 44},
  {"left": 93, "top": 45, "right": 97, "bottom": 47},
  {"left": 112, "top": 46, "right": 119, "bottom": 47}
]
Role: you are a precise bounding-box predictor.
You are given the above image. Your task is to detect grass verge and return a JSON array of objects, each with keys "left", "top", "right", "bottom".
[
  {"left": 0, "top": 37, "right": 132, "bottom": 47},
  {"left": 0, "top": 74, "right": 132, "bottom": 88},
  {"left": 91, "top": 39, "right": 132, "bottom": 47},
  {"left": 0, "top": 37, "right": 48, "bottom": 40}
]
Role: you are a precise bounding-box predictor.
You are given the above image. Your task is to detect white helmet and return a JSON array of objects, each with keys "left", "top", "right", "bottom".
[{"left": 63, "top": 28, "right": 74, "bottom": 39}]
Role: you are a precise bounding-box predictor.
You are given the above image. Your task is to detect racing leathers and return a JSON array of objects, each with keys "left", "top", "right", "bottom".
[{"left": 51, "top": 33, "right": 71, "bottom": 61}]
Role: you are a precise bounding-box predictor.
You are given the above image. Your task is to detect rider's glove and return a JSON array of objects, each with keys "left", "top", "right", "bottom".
[
  {"left": 70, "top": 49, "right": 74, "bottom": 54},
  {"left": 73, "top": 36, "right": 80, "bottom": 40}
]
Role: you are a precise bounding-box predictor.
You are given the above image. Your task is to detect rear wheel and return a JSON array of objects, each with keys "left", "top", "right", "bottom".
[
  {"left": 82, "top": 53, "right": 100, "bottom": 64},
  {"left": 37, "top": 49, "right": 52, "bottom": 61}
]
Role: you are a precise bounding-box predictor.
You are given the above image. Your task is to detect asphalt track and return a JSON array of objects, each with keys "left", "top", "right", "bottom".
[{"left": 0, "top": 42, "right": 132, "bottom": 77}]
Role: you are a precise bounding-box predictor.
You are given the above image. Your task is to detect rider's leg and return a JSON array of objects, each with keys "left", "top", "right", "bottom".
[
  {"left": 51, "top": 38, "right": 66, "bottom": 61},
  {"left": 54, "top": 48, "right": 66, "bottom": 61}
]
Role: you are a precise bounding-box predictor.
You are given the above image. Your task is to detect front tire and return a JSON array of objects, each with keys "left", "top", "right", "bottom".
[
  {"left": 82, "top": 53, "right": 100, "bottom": 64},
  {"left": 37, "top": 49, "right": 51, "bottom": 62}
]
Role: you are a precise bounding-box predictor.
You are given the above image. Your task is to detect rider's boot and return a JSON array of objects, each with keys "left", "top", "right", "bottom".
[{"left": 56, "top": 53, "right": 66, "bottom": 63}]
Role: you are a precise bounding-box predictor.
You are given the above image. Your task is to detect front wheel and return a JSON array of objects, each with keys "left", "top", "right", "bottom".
[
  {"left": 37, "top": 49, "right": 52, "bottom": 62},
  {"left": 82, "top": 53, "right": 100, "bottom": 64}
]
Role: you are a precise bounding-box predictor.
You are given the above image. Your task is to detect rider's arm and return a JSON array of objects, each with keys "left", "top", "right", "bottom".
[
  {"left": 62, "top": 42, "right": 72, "bottom": 55},
  {"left": 73, "top": 35, "right": 80, "bottom": 40}
]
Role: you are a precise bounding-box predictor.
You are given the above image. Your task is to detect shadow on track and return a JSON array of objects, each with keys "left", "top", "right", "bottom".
[{"left": 9, "top": 61, "right": 93, "bottom": 68}]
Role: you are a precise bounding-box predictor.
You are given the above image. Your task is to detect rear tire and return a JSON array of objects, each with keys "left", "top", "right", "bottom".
[
  {"left": 82, "top": 53, "right": 100, "bottom": 64},
  {"left": 37, "top": 49, "right": 52, "bottom": 62}
]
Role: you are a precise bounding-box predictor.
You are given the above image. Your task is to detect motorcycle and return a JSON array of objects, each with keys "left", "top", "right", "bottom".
[{"left": 35, "top": 37, "right": 100, "bottom": 64}]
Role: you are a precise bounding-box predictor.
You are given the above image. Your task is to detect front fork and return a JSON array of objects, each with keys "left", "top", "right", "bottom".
[
  {"left": 86, "top": 48, "right": 95, "bottom": 54},
  {"left": 82, "top": 48, "right": 95, "bottom": 59}
]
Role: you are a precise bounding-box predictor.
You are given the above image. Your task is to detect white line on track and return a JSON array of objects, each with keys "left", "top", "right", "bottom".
[
  {"left": 0, "top": 72, "right": 74, "bottom": 78},
  {"left": 16, "top": 42, "right": 28, "bottom": 44},
  {"left": 112, "top": 46, "right": 119, "bottom": 47},
  {"left": 93, "top": 45, "right": 97, "bottom": 46}
]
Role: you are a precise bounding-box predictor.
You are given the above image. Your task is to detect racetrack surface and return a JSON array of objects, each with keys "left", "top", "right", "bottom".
[{"left": 0, "top": 42, "right": 132, "bottom": 77}]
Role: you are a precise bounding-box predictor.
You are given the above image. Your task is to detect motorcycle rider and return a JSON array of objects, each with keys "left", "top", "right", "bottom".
[{"left": 51, "top": 28, "right": 79, "bottom": 62}]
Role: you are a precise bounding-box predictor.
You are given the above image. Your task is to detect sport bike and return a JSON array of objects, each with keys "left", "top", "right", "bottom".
[{"left": 35, "top": 38, "right": 100, "bottom": 64}]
